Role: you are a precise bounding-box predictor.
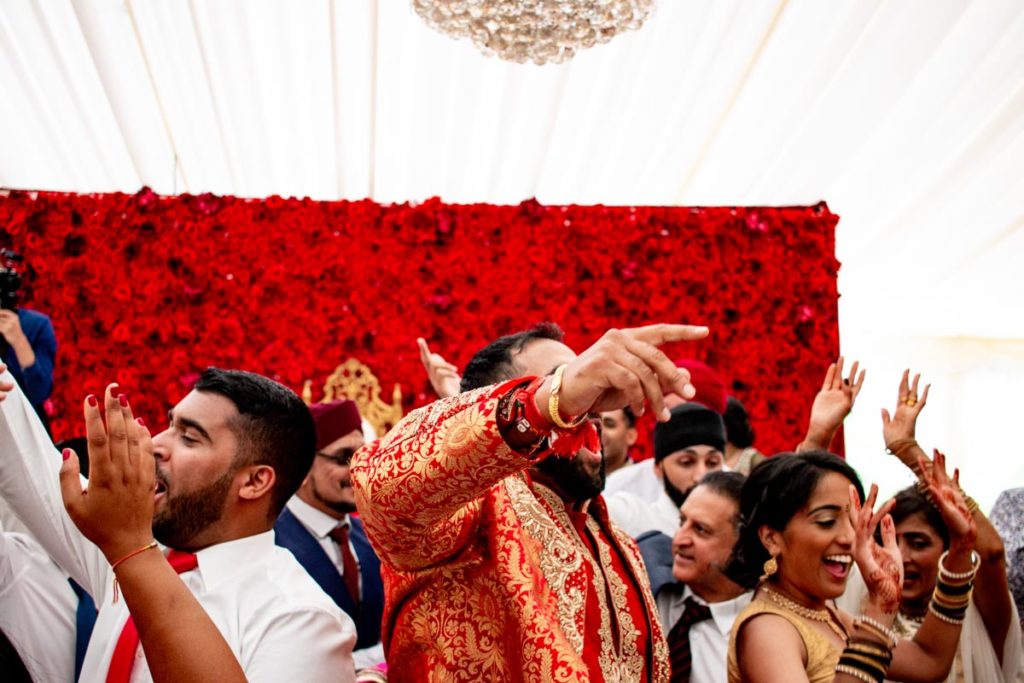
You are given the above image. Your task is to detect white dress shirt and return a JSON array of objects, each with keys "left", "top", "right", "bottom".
[
  {"left": 605, "top": 489, "right": 681, "bottom": 538},
  {"left": 0, "top": 526, "right": 77, "bottom": 683},
  {"left": 657, "top": 586, "right": 753, "bottom": 683},
  {"left": 285, "top": 496, "right": 386, "bottom": 670},
  {"left": 0, "top": 370, "right": 357, "bottom": 683},
  {"left": 603, "top": 458, "right": 663, "bottom": 500},
  {"left": 286, "top": 496, "right": 361, "bottom": 591}
]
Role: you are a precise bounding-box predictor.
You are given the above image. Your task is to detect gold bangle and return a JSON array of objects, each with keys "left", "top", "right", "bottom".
[
  {"left": 835, "top": 664, "right": 878, "bottom": 683},
  {"left": 852, "top": 615, "right": 898, "bottom": 649},
  {"left": 547, "top": 365, "right": 587, "bottom": 429},
  {"left": 885, "top": 438, "right": 918, "bottom": 458},
  {"left": 963, "top": 495, "right": 980, "bottom": 515}
]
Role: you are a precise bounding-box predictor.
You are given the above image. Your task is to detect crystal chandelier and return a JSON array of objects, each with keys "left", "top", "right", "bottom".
[{"left": 411, "top": 0, "right": 655, "bottom": 65}]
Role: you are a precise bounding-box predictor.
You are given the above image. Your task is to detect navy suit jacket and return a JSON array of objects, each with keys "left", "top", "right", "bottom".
[
  {"left": 637, "top": 529, "right": 675, "bottom": 598},
  {"left": 274, "top": 508, "right": 384, "bottom": 650}
]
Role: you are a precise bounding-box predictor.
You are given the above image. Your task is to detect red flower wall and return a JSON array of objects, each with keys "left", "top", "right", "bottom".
[{"left": 0, "top": 190, "right": 840, "bottom": 458}]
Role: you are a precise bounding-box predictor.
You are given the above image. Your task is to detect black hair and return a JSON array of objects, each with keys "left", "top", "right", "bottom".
[
  {"left": 697, "top": 470, "right": 746, "bottom": 531},
  {"left": 889, "top": 486, "right": 950, "bottom": 549},
  {"left": 723, "top": 396, "right": 755, "bottom": 449},
  {"left": 460, "top": 322, "right": 565, "bottom": 392},
  {"left": 727, "top": 451, "right": 865, "bottom": 589},
  {"left": 621, "top": 405, "right": 636, "bottom": 428},
  {"left": 193, "top": 368, "right": 316, "bottom": 520}
]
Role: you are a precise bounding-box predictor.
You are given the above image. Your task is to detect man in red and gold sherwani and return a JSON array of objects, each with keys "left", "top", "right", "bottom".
[{"left": 352, "top": 323, "right": 709, "bottom": 682}]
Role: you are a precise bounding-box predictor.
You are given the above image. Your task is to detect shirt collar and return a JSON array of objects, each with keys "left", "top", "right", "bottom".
[
  {"left": 680, "top": 585, "right": 754, "bottom": 634},
  {"left": 286, "top": 495, "right": 349, "bottom": 539},
  {"left": 190, "top": 530, "right": 277, "bottom": 590}
]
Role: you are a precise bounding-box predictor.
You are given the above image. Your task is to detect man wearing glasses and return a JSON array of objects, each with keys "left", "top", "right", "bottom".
[{"left": 275, "top": 399, "right": 385, "bottom": 669}]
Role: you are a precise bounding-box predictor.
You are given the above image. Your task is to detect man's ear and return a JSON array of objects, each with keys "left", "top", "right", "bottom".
[
  {"left": 626, "top": 428, "right": 638, "bottom": 447},
  {"left": 237, "top": 465, "right": 276, "bottom": 502}
]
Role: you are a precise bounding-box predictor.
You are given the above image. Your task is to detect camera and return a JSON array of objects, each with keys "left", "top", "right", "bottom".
[{"left": 0, "top": 249, "right": 23, "bottom": 310}]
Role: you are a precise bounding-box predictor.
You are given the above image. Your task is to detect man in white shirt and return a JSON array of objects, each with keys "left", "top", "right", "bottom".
[
  {"left": 275, "top": 399, "right": 385, "bottom": 669},
  {"left": 0, "top": 366, "right": 356, "bottom": 682},
  {"left": 0, "top": 522, "right": 78, "bottom": 682},
  {"left": 599, "top": 406, "right": 638, "bottom": 475},
  {"left": 639, "top": 471, "right": 751, "bottom": 683},
  {"left": 606, "top": 402, "right": 726, "bottom": 538}
]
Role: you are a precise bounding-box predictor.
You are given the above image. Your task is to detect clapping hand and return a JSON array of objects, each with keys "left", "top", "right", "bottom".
[
  {"left": 850, "top": 483, "right": 902, "bottom": 615},
  {"left": 417, "top": 338, "right": 462, "bottom": 399},
  {"left": 919, "top": 450, "right": 977, "bottom": 555},
  {"left": 59, "top": 384, "right": 156, "bottom": 563}
]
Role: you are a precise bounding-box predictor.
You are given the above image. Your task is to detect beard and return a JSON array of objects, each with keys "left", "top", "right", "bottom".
[
  {"left": 663, "top": 474, "right": 694, "bottom": 509},
  {"left": 311, "top": 478, "right": 357, "bottom": 516},
  {"left": 152, "top": 468, "right": 234, "bottom": 550},
  {"left": 535, "top": 449, "right": 606, "bottom": 502}
]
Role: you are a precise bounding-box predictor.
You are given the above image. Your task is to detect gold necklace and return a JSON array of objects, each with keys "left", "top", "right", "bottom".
[{"left": 763, "top": 586, "right": 848, "bottom": 641}]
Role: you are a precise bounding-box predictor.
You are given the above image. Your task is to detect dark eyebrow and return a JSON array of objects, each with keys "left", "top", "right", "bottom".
[
  {"left": 808, "top": 504, "right": 843, "bottom": 515},
  {"left": 168, "top": 410, "right": 211, "bottom": 442}
]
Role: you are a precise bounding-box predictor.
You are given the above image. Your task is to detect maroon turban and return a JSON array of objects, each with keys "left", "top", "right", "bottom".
[
  {"left": 309, "top": 400, "right": 362, "bottom": 450},
  {"left": 675, "top": 359, "right": 727, "bottom": 415}
]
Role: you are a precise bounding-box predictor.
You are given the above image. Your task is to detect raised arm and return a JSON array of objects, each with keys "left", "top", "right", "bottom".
[
  {"left": 887, "top": 452, "right": 978, "bottom": 682},
  {"left": 796, "top": 357, "right": 865, "bottom": 452},
  {"left": 352, "top": 381, "right": 541, "bottom": 571},
  {"left": 59, "top": 386, "right": 247, "bottom": 683},
  {"left": 881, "top": 371, "right": 1014, "bottom": 662},
  {"left": 354, "top": 324, "right": 709, "bottom": 571},
  {"left": 0, "top": 365, "right": 109, "bottom": 596},
  {"left": 417, "top": 337, "right": 462, "bottom": 399}
]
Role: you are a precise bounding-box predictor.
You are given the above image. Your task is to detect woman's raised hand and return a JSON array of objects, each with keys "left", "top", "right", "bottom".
[{"left": 850, "top": 483, "right": 902, "bottom": 616}]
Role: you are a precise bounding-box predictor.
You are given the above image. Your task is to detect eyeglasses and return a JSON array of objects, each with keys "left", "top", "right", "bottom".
[{"left": 315, "top": 447, "right": 357, "bottom": 466}]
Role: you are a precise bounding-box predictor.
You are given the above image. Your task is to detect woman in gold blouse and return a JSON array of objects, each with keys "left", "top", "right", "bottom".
[{"left": 726, "top": 451, "right": 977, "bottom": 683}]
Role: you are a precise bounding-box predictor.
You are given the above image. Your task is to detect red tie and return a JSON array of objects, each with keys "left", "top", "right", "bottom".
[
  {"left": 668, "top": 596, "right": 713, "bottom": 683},
  {"left": 106, "top": 550, "right": 198, "bottom": 683},
  {"left": 328, "top": 524, "right": 361, "bottom": 609}
]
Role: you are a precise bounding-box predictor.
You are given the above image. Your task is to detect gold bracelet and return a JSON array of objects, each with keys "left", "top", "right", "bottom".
[
  {"left": 547, "top": 365, "right": 587, "bottom": 429},
  {"left": 852, "top": 615, "right": 898, "bottom": 649},
  {"left": 963, "top": 495, "right": 980, "bottom": 515},
  {"left": 885, "top": 438, "right": 919, "bottom": 458},
  {"left": 835, "top": 663, "right": 878, "bottom": 683}
]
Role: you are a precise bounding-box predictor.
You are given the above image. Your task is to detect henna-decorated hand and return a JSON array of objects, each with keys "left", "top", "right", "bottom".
[
  {"left": 919, "top": 449, "right": 977, "bottom": 555},
  {"left": 881, "top": 369, "right": 930, "bottom": 449},
  {"left": 850, "top": 483, "right": 903, "bottom": 615}
]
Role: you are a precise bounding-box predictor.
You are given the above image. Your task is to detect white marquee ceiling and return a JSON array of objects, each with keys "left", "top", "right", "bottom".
[{"left": 2, "top": 0, "right": 1023, "bottom": 502}]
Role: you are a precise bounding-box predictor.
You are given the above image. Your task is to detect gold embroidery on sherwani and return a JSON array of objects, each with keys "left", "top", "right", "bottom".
[
  {"left": 612, "top": 526, "right": 672, "bottom": 681},
  {"left": 590, "top": 515, "right": 645, "bottom": 681},
  {"left": 352, "top": 382, "right": 666, "bottom": 682},
  {"left": 532, "top": 484, "right": 636, "bottom": 680},
  {"left": 505, "top": 476, "right": 587, "bottom": 652}
]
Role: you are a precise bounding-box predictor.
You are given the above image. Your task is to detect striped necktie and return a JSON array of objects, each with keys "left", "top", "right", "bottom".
[{"left": 668, "top": 596, "right": 713, "bottom": 683}]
